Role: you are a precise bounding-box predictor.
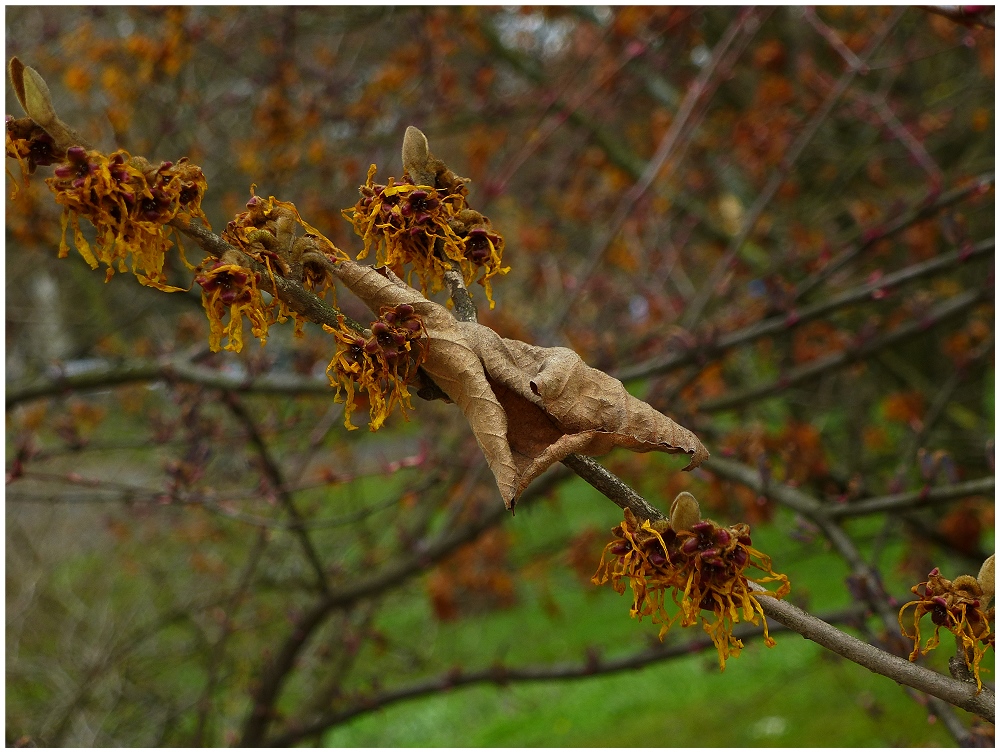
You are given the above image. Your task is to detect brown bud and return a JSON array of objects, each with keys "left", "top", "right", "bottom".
[
  {"left": 669, "top": 491, "right": 701, "bottom": 532},
  {"left": 8, "top": 57, "right": 92, "bottom": 151},
  {"left": 953, "top": 574, "right": 982, "bottom": 595},
  {"left": 977, "top": 554, "right": 994, "bottom": 607},
  {"left": 402, "top": 126, "right": 436, "bottom": 187}
]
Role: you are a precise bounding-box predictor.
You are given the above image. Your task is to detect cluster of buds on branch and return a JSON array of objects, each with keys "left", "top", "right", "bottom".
[
  {"left": 223, "top": 189, "right": 345, "bottom": 294},
  {"left": 593, "top": 492, "right": 790, "bottom": 669},
  {"left": 325, "top": 303, "right": 428, "bottom": 431},
  {"left": 343, "top": 127, "right": 508, "bottom": 308},
  {"left": 899, "top": 555, "right": 995, "bottom": 689}
]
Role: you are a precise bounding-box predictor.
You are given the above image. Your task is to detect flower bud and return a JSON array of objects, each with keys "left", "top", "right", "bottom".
[
  {"left": 610, "top": 540, "right": 631, "bottom": 556},
  {"left": 680, "top": 537, "right": 701, "bottom": 555},
  {"left": 669, "top": 491, "right": 701, "bottom": 532},
  {"left": 978, "top": 554, "right": 994, "bottom": 607}
]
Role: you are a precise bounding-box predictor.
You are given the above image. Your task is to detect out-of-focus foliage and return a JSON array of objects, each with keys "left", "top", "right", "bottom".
[{"left": 5, "top": 6, "right": 994, "bottom": 747}]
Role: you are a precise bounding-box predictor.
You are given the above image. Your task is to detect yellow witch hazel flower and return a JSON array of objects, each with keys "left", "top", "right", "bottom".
[
  {"left": 593, "top": 493, "right": 790, "bottom": 669},
  {"left": 194, "top": 257, "right": 272, "bottom": 353},
  {"left": 325, "top": 304, "right": 427, "bottom": 431},
  {"left": 898, "top": 557, "right": 994, "bottom": 690},
  {"left": 343, "top": 164, "right": 509, "bottom": 308},
  {"left": 44, "top": 145, "right": 208, "bottom": 289}
]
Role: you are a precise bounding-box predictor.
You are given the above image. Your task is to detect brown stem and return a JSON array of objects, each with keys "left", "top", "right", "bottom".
[
  {"left": 443, "top": 268, "right": 478, "bottom": 323},
  {"left": 705, "top": 455, "right": 994, "bottom": 719},
  {"left": 749, "top": 580, "right": 993, "bottom": 720},
  {"left": 560, "top": 453, "right": 665, "bottom": 523},
  {"left": 825, "top": 477, "right": 995, "bottom": 519},
  {"left": 169, "top": 215, "right": 368, "bottom": 333},
  {"left": 6, "top": 356, "right": 332, "bottom": 409}
]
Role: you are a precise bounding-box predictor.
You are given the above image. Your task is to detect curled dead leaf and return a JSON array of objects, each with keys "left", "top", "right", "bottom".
[{"left": 333, "top": 260, "right": 708, "bottom": 509}]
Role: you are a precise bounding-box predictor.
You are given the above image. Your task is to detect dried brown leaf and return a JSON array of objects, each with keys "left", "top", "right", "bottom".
[{"left": 334, "top": 260, "right": 708, "bottom": 508}]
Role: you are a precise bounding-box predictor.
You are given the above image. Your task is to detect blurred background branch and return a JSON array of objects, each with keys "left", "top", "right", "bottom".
[{"left": 6, "top": 6, "right": 993, "bottom": 747}]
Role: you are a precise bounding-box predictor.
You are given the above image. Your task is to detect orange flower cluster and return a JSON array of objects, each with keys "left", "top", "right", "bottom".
[
  {"left": 223, "top": 189, "right": 348, "bottom": 335},
  {"left": 343, "top": 164, "right": 508, "bottom": 308},
  {"left": 194, "top": 258, "right": 271, "bottom": 353},
  {"left": 899, "top": 566, "right": 994, "bottom": 689},
  {"left": 593, "top": 508, "right": 790, "bottom": 669},
  {"left": 40, "top": 142, "right": 207, "bottom": 289},
  {"left": 325, "top": 303, "right": 427, "bottom": 431}
]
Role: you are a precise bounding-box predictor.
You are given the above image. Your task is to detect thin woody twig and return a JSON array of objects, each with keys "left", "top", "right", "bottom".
[
  {"left": 546, "top": 9, "right": 763, "bottom": 336},
  {"left": 694, "top": 287, "right": 987, "bottom": 414},
  {"left": 615, "top": 237, "right": 994, "bottom": 382},
  {"left": 703, "top": 456, "right": 994, "bottom": 720},
  {"left": 222, "top": 393, "right": 330, "bottom": 594},
  {"left": 826, "top": 476, "right": 995, "bottom": 519},
  {"left": 560, "top": 453, "right": 665, "bottom": 523},
  {"left": 5, "top": 356, "right": 333, "bottom": 408},
  {"left": 794, "top": 172, "right": 994, "bottom": 302},
  {"left": 265, "top": 603, "right": 869, "bottom": 746},
  {"left": 443, "top": 268, "right": 478, "bottom": 323},
  {"left": 680, "top": 6, "right": 907, "bottom": 330}
]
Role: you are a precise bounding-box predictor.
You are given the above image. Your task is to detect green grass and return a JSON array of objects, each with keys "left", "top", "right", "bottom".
[
  {"left": 321, "top": 475, "right": 978, "bottom": 747},
  {"left": 323, "top": 629, "right": 962, "bottom": 747}
]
